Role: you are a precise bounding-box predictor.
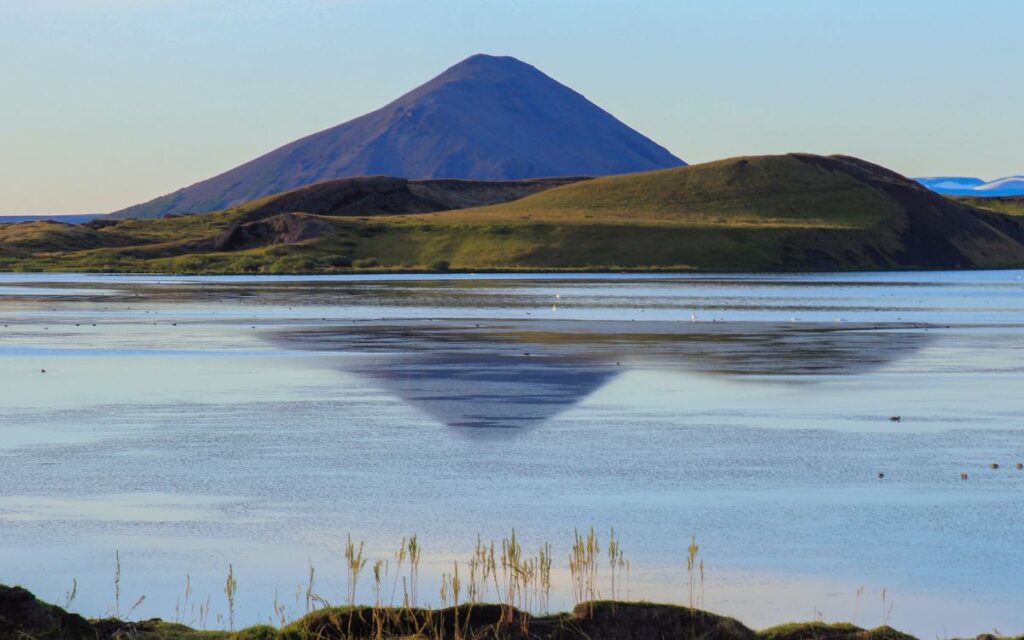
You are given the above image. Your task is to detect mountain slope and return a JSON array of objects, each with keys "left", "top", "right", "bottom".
[
  {"left": 7, "top": 154, "right": 1024, "bottom": 274},
  {"left": 111, "top": 54, "right": 683, "bottom": 219}
]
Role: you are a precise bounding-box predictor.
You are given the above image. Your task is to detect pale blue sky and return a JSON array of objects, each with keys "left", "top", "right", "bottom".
[{"left": 1, "top": 0, "right": 1021, "bottom": 214}]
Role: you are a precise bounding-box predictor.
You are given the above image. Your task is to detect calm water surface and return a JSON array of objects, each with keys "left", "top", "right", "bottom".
[{"left": 1, "top": 272, "right": 1023, "bottom": 636}]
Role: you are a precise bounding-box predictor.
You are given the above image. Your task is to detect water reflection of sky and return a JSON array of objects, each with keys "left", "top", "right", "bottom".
[
  {"left": 2, "top": 270, "right": 1023, "bottom": 325},
  {"left": 0, "top": 272, "right": 1022, "bottom": 637}
]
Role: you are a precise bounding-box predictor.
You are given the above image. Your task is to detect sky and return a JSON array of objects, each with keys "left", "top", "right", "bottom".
[{"left": 1, "top": 0, "right": 1022, "bottom": 215}]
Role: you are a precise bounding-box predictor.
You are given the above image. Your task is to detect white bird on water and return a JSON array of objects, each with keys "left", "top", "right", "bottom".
[{"left": 690, "top": 312, "right": 697, "bottom": 322}]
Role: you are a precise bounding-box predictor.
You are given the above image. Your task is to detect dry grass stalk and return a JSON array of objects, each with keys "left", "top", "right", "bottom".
[
  {"left": 305, "top": 563, "right": 316, "bottom": 614},
  {"left": 686, "top": 536, "right": 699, "bottom": 611},
  {"left": 407, "top": 536, "right": 422, "bottom": 608},
  {"left": 198, "top": 594, "right": 211, "bottom": 630},
  {"left": 569, "top": 527, "right": 599, "bottom": 617},
  {"left": 390, "top": 536, "right": 407, "bottom": 607},
  {"left": 371, "top": 559, "right": 387, "bottom": 640},
  {"left": 64, "top": 578, "right": 77, "bottom": 611},
  {"left": 344, "top": 534, "right": 367, "bottom": 609},
  {"left": 224, "top": 564, "right": 237, "bottom": 631},
  {"left": 113, "top": 550, "right": 121, "bottom": 619},
  {"left": 607, "top": 528, "right": 627, "bottom": 605},
  {"left": 538, "top": 542, "right": 552, "bottom": 615}
]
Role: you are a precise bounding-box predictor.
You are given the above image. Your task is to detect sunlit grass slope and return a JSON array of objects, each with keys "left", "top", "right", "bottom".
[
  {"left": 416, "top": 154, "right": 901, "bottom": 228},
  {"left": 955, "top": 195, "right": 1024, "bottom": 217}
]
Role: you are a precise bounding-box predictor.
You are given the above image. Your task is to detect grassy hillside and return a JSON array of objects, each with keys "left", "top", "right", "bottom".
[
  {"left": 427, "top": 154, "right": 902, "bottom": 227},
  {"left": 954, "top": 195, "right": 1024, "bottom": 216},
  {"left": 3, "top": 154, "right": 1024, "bottom": 273}
]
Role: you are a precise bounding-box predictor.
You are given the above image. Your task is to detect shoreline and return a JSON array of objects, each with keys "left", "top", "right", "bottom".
[{"left": 2, "top": 264, "right": 1024, "bottom": 277}]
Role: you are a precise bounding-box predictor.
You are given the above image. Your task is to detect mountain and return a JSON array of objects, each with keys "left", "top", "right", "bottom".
[
  {"left": 110, "top": 54, "right": 684, "bottom": 219},
  {"left": 6, "top": 154, "right": 1024, "bottom": 274},
  {"left": 916, "top": 175, "right": 1024, "bottom": 196}
]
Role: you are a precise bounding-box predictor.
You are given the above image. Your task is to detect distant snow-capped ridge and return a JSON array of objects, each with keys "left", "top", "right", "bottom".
[
  {"left": 916, "top": 175, "right": 1024, "bottom": 196},
  {"left": 975, "top": 176, "right": 1024, "bottom": 193}
]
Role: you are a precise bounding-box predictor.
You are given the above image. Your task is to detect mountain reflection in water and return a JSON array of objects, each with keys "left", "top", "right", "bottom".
[{"left": 270, "top": 320, "right": 934, "bottom": 430}]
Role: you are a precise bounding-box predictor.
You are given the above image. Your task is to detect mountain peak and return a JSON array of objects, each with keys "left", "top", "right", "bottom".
[
  {"left": 112, "top": 55, "right": 685, "bottom": 218},
  {"left": 444, "top": 53, "right": 541, "bottom": 74},
  {"left": 408, "top": 53, "right": 557, "bottom": 97},
  {"left": 453, "top": 53, "right": 529, "bottom": 68}
]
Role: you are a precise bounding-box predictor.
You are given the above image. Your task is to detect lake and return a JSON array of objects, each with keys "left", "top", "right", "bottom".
[{"left": 1, "top": 271, "right": 1022, "bottom": 637}]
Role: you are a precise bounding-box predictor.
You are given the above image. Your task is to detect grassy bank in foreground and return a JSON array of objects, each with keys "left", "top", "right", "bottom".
[
  {"left": 6, "top": 584, "right": 1004, "bottom": 640},
  {"left": 3, "top": 526, "right": 1019, "bottom": 640},
  {"left": 3, "top": 154, "right": 1024, "bottom": 274}
]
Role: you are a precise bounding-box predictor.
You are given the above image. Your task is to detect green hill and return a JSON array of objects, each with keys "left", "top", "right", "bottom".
[
  {"left": 447, "top": 153, "right": 903, "bottom": 227},
  {"left": 3, "top": 154, "right": 1024, "bottom": 273}
]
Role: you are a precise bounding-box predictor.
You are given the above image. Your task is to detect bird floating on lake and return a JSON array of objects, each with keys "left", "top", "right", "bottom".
[{"left": 889, "top": 416, "right": 901, "bottom": 423}]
